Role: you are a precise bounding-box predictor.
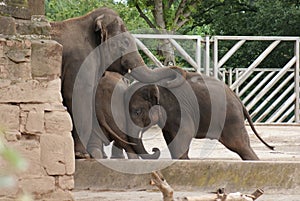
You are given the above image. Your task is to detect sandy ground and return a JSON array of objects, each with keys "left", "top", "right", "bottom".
[
  {"left": 75, "top": 125, "right": 300, "bottom": 201},
  {"left": 103, "top": 125, "right": 300, "bottom": 161}
]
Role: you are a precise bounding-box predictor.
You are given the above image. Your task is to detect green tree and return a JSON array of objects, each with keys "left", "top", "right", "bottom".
[
  {"left": 191, "top": 0, "right": 300, "bottom": 69},
  {"left": 45, "top": 0, "right": 113, "bottom": 21},
  {"left": 128, "top": 0, "right": 202, "bottom": 65},
  {"left": 45, "top": 0, "right": 148, "bottom": 30}
]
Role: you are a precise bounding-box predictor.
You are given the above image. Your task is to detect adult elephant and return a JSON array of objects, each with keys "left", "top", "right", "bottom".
[
  {"left": 125, "top": 67, "right": 274, "bottom": 160},
  {"left": 50, "top": 7, "right": 183, "bottom": 158}
]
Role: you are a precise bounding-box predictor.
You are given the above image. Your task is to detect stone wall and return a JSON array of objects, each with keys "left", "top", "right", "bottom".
[
  {"left": 0, "top": 0, "right": 44, "bottom": 20},
  {"left": 0, "top": 3, "right": 75, "bottom": 201}
]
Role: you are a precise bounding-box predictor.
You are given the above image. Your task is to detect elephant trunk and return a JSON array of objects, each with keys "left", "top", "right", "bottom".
[
  {"left": 127, "top": 134, "right": 160, "bottom": 159},
  {"left": 130, "top": 66, "right": 184, "bottom": 88},
  {"left": 121, "top": 54, "right": 184, "bottom": 88}
]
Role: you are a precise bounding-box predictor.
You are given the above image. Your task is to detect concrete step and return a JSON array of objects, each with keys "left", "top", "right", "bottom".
[{"left": 75, "top": 159, "right": 300, "bottom": 193}]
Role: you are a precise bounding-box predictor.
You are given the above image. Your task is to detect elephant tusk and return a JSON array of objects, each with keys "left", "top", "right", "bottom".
[
  {"left": 138, "top": 130, "right": 143, "bottom": 139},
  {"left": 128, "top": 69, "right": 131, "bottom": 74}
]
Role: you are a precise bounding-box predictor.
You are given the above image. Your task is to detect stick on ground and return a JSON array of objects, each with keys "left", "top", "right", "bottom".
[{"left": 150, "top": 171, "right": 174, "bottom": 201}]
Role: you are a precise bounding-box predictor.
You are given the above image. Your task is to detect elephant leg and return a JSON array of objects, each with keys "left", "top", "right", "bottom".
[
  {"left": 111, "top": 142, "right": 125, "bottom": 159},
  {"left": 163, "top": 115, "right": 195, "bottom": 159},
  {"left": 86, "top": 131, "right": 108, "bottom": 159},
  {"left": 111, "top": 141, "right": 139, "bottom": 159},
  {"left": 219, "top": 127, "right": 259, "bottom": 160},
  {"left": 73, "top": 128, "right": 90, "bottom": 159},
  {"left": 126, "top": 152, "right": 139, "bottom": 159},
  {"left": 164, "top": 129, "right": 191, "bottom": 159}
]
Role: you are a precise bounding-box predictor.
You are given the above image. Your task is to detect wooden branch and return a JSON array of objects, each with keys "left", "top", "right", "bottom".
[
  {"left": 251, "top": 188, "right": 264, "bottom": 200},
  {"left": 175, "top": 18, "right": 189, "bottom": 31},
  {"left": 173, "top": 2, "right": 197, "bottom": 31},
  {"left": 154, "top": 0, "right": 166, "bottom": 29},
  {"left": 150, "top": 171, "right": 174, "bottom": 201},
  {"left": 135, "top": 3, "right": 157, "bottom": 29},
  {"left": 174, "top": 0, "right": 187, "bottom": 25},
  {"left": 150, "top": 171, "right": 264, "bottom": 201}
]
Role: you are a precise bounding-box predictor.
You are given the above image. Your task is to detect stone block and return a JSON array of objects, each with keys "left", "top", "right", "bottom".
[
  {"left": 0, "top": 79, "right": 11, "bottom": 88},
  {"left": 10, "top": 138, "right": 47, "bottom": 177},
  {"left": 58, "top": 175, "right": 74, "bottom": 190},
  {"left": 0, "top": 16, "right": 16, "bottom": 35},
  {"left": 28, "top": 0, "right": 45, "bottom": 16},
  {"left": 16, "top": 16, "right": 51, "bottom": 36},
  {"left": 43, "top": 188, "right": 74, "bottom": 201},
  {"left": 20, "top": 104, "right": 45, "bottom": 134},
  {"left": 31, "top": 40, "right": 62, "bottom": 80},
  {"left": 40, "top": 134, "right": 75, "bottom": 175},
  {"left": 0, "top": 79, "right": 63, "bottom": 103},
  {"left": 0, "top": 38, "right": 31, "bottom": 80},
  {"left": 0, "top": 0, "right": 44, "bottom": 20},
  {"left": 19, "top": 177, "right": 55, "bottom": 195},
  {"left": 6, "top": 48, "right": 31, "bottom": 63},
  {"left": 0, "top": 183, "right": 19, "bottom": 197},
  {"left": 4, "top": 130, "right": 21, "bottom": 141},
  {"left": 64, "top": 133, "right": 75, "bottom": 175},
  {"left": 25, "top": 110, "right": 44, "bottom": 134},
  {"left": 30, "top": 15, "right": 51, "bottom": 36},
  {"left": 5, "top": 61, "right": 32, "bottom": 80},
  {"left": 44, "top": 103, "right": 67, "bottom": 112},
  {"left": 45, "top": 111, "right": 72, "bottom": 134},
  {"left": 0, "top": 104, "right": 19, "bottom": 131}
]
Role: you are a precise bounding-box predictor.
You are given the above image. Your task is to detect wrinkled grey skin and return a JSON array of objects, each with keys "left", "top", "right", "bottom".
[
  {"left": 90, "top": 71, "right": 159, "bottom": 159},
  {"left": 126, "top": 67, "right": 274, "bottom": 160},
  {"left": 90, "top": 71, "right": 137, "bottom": 159},
  {"left": 50, "top": 7, "right": 183, "bottom": 158}
]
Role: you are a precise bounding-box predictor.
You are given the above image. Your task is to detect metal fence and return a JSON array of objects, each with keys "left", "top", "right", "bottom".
[{"left": 133, "top": 34, "right": 300, "bottom": 124}]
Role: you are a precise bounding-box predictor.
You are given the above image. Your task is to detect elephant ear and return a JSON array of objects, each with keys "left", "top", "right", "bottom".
[
  {"left": 95, "top": 14, "right": 107, "bottom": 43},
  {"left": 142, "top": 85, "right": 160, "bottom": 106}
]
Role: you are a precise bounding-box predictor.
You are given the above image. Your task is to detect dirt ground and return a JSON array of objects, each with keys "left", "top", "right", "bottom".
[{"left": 74, "top": 125, "right": 300, "bottom": 201}]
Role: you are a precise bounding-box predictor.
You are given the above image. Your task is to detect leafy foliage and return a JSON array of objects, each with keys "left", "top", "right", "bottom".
[
  {"left": 45, "top": 0, "right": 299, "bottom": 69},
  {"left": 45, "top": 0, "right": 113, "bottom": 21},
  {"left": 45, "top": 0, "right": 148, "bottom": 30},
  {"left": 189, "top": 0, "right": 300, "bottom": 69}
]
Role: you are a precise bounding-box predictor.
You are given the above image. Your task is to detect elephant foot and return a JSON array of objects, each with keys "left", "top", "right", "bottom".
[
  {"left": 75, "top": 141, "right": 90, "bottom": 159},
  {"left": 127, "top": 152, "right": 139, "bottom": 159},
  {"left": 111, "top": 145, "right": 125, "bottom": 159},
  {"left": 75, "top": 151, "right": 91, "bottom": 159},
  {"left": 87, "top": 147, "right": 108, "bottom": 159}
]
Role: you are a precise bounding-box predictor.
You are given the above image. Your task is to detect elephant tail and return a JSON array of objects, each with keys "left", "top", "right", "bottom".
[{"left": 243, "top": 105, "right": 275, "bottom": 150}]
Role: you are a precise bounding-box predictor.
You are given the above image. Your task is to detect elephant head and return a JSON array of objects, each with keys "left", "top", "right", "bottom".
[
  {"left": 124, "top": 82, "right": 167, "bottom": 159},
  {"left": 92, "top": 8, "right": 184, "bottom": 87}
]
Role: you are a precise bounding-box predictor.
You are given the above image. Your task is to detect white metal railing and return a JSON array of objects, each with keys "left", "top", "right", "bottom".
[
  {"left": 133, "top": 34, "right": 206, "bottom": 73},
  {"left": 214, "top": 36, "right": 300, "bottom": 123},
  {"left": 132, "top": 34, "right": 300, "bottom": 123}
]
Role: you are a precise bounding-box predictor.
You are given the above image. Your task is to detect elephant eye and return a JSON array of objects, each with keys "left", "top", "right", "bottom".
[{"left": 134, "top": 108, "right": 142, "bottom": 116}]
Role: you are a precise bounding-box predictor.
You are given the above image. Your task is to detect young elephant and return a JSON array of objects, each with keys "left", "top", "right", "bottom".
[
  {"left": 89, "top": 71, "right": 135, "bottom": 159},
  {"left": 88, "top": 71, "right": 160, "bottom": 159},
  {"left": 126, "top": 67, "right": 274, "bottom": 160}
]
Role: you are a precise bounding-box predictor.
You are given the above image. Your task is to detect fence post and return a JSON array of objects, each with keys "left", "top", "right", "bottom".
[
  {"left": 196, "top": 37, "right": 201, "bottom": 73},
  {"left": 205, "top": 36, "right": 210, "bottom": 76},
  {"left": 213, "top": 36, "right": 218, "bottom": 79},
  {"left": 295, "top": 39, "right": 300, "bottom": 123}
]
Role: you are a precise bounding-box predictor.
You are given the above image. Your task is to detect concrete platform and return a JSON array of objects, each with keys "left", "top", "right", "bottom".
[
  {"left": 74, "top": 125, "right": 300, "bottom": 200},
  {"left": 75, "top": 160, "right": 300, "bottom": 191}
]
